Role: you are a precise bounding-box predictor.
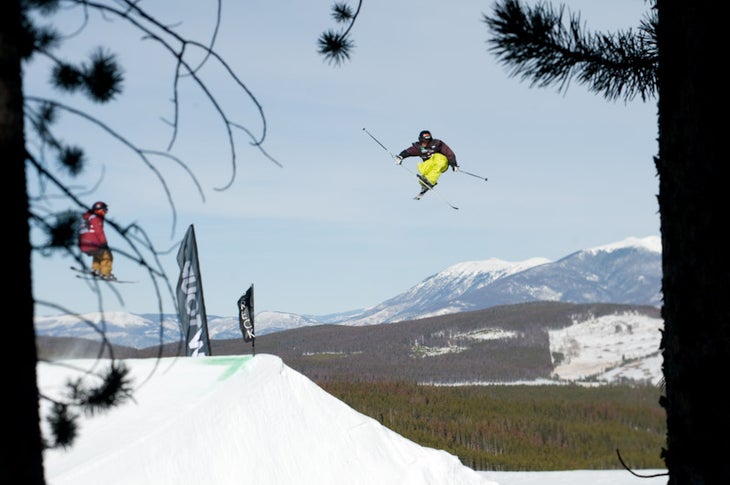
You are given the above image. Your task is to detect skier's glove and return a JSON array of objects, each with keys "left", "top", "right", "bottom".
[
  {"left": 394, "top": 155, "right": 403, "bottom": 165},
  {"left": 451, "top": 165, "right": 459, "bottom": 172}
]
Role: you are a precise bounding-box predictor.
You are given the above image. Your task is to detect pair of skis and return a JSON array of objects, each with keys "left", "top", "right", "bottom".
[
  {"left": 362, "top": 127, "right": 487, "bottom": 211},
  {"left": 70, "top": 266, "right": 136, "bottom": 284},
  {"left": 408, "top": 168, "right": 460, "bottom": 210},
  {"left": 414, "top": 174, "right": 454, "bottom": 208}
]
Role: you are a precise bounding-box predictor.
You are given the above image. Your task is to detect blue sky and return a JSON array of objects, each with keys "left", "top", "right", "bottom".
[{"left": 28, "top": 0, "right": 659, "bottom": 318}]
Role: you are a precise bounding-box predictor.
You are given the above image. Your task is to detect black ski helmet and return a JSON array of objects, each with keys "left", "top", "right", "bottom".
[
  {"left": 418, "top": 130, "right": 432, "bottom": 143},
  {"left": 92, "top": 201, "right": 108, "bottom": 212}
]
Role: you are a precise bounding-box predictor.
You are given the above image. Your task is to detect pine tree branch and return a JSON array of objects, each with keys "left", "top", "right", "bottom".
[{"left": 483, "top": 0, "right": 657, "bottom": 102}]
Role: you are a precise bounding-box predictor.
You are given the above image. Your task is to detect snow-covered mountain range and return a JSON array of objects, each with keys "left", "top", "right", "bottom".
[
  {"left": 324, "top": 236, "right": 661, "bottom": 326},
  {"left": 35, "top": 236, "right": 662, "bottom": 350}
]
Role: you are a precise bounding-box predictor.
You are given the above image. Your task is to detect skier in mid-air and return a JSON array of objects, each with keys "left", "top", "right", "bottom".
[
  {"left": 394, "top": 130, "right": 459, "bottom": 199},
  {"left": 78, "top": 201, "right": 116, "bottom": 281}
]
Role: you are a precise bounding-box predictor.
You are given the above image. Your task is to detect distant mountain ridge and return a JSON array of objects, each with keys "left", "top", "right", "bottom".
[
  {"left": 297, "top": 235, "right": 661, "bottom": 326},
  {"left": 38, "top": 302, "right": 664, "bottom": 386},
  {"left": 35, "top": 236, "right": 661, "bottom": 349}
]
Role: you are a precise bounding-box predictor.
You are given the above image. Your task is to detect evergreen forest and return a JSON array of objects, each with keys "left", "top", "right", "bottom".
[{"left": 319, "top": 380, "right": 665, "bottom": 471}]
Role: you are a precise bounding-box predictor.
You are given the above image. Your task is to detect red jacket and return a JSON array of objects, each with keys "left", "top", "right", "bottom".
[{"left": 78, "top": 211, "right": 108, "bottom": 254}]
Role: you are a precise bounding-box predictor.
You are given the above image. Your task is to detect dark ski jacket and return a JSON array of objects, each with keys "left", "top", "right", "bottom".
[{"left": 398, "top": 139, "right": 458, "bottom": 168}]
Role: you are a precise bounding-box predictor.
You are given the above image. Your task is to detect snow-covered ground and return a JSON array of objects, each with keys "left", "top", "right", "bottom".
[
  {"left": 548, "top": 311, "right": 663, "bottom": 384},
  {"left": 39, "top": 355, "right": 490, "bottom": 485},
  {"left": 480, "top": 469, "right": 666, "bottom": 485},
  {"left": 38, "top": 354, "right": 667, "bottom": 485}
]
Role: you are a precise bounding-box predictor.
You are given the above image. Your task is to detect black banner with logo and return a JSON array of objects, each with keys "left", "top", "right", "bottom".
[
  {"left": 238, "top": 285, "right": 255, "bottom": 346},
  {"left": 176, "top": 224, "right": 212, "bottom": 356}
]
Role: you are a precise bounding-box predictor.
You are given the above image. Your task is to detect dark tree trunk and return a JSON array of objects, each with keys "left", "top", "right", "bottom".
[
  {"left": 0, "top": 0, "right": 46, "bottom": 483},
  {"left": 657, "top": 1, "right": 728, "bottom": 483}
]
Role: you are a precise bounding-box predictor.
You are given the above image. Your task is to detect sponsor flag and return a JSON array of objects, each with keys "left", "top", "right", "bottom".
[
  {"left": 176, "top": 224, "right": 212, "bottom": 356},
  {"left": 238, "top": 285, "right": 255, "bottom": 349}
]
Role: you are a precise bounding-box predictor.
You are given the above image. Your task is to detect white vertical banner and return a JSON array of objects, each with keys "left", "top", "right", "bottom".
[{"left": 176, "top": 224, "right": 212, "bottom": 356}]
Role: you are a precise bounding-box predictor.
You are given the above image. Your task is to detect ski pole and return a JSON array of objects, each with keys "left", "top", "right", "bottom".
[
  {"left": 458, "top": 169, "right": 488, "bottom": 182},
  {"left": 362, "top": 127, "right": 397, "bottom": 159}
]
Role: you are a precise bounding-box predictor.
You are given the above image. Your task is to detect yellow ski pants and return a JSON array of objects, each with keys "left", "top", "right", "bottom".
[
  {"left": 90, "top": 248, "right": 114, "bottom": 276},
  {"left": 417, "top": 153, "right": 449, "bottom": 186}
]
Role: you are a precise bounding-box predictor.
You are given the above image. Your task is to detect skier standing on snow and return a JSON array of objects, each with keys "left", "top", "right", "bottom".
[
  {"left": 78, "top": 201, "right": 116, "bottom": 281},
  {"left": 394, "top": 130, "right": 459, "bottom": 198}
]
